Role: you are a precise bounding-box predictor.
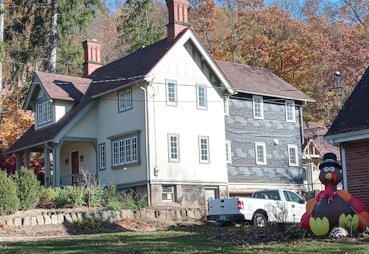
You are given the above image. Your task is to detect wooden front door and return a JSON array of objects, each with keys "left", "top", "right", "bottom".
[{"left": 71, "top": 151, "right": 79, "bottom": 185}]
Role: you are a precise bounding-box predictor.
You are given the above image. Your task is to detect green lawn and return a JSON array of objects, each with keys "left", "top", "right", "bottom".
[{"left": 0, "top": 226, "right": 368, "bottom": 254}]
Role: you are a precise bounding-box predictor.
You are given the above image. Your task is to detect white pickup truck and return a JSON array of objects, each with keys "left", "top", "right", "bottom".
[{"left": 207, "top": 189, "right": 305, "bottom": 227}]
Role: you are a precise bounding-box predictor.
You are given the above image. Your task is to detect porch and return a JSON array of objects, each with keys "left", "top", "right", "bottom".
[{"left": 15, "top": 138, "right": 97, "bottom": 187}]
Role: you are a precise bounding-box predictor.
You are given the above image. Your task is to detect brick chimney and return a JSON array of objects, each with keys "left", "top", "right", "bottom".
[
  {"left": 82, "top": 39, "right": 103, "bottom": 77},
  {"left": 166, "top": 0, "right": 190, "bottom": 41}
]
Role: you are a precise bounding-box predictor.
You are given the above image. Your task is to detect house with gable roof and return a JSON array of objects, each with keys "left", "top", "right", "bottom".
[
  {"left": 7, "top": 0, "right": 313, "bottom": 207},
  {"left": 326, "top": 66, "right": 369, "bottom": 211},
  {"left": 217, "top": 61, "right": 314, "bottom": 197}
]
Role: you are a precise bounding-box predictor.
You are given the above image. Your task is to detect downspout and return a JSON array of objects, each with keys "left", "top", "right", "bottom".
[
  {"left": 140, "top": 86, "right": 151, "bottom": 206},
  {"left": 341, "top": 144, "right": 348, "bottom": 191},
  {"left": 299, "top": 104, "right": 304, "bottom": 146}
]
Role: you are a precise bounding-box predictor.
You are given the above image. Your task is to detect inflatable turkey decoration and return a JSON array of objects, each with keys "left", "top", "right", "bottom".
[{"left": 301, "top": 153, "right": 369, "bottom": 236}]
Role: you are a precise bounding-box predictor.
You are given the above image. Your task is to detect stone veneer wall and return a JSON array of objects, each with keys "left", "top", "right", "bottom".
[{"left": 0, "top": 208, "right": 205, "bottom": 227}]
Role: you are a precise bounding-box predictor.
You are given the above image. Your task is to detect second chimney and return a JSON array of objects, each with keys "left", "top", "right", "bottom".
[
  {"left": 166, "top": 0, "right": 190, "bottom": 41},
  {"left": 82, "top": 39, "right": 103, "bottom": 78}
]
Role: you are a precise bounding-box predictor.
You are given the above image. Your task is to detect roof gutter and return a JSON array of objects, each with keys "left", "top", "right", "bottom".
[
  {"left": 235, "top": 89, "right": 315, "bottom": 103},
  {"left": 326, "top": 128, "right": 369, "bottom": 145},
  {"left": 5, "top": 140, "right": 52, "bottom": 155}
]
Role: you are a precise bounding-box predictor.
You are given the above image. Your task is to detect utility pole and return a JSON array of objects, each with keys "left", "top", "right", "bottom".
[
  {"left": 48, "top": 0, "right": 57, "bottom": 73},
  {"left": 335, "top": 71, "right": 343, "bottom": 110}
]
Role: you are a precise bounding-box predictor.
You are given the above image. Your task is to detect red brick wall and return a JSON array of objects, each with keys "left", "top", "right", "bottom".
[{"left": 346, "top": 139, "right": 369, "bottom": 211}]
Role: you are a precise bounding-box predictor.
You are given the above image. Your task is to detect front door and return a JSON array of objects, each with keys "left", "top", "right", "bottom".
[{"left": 71, "top": 151, "right": 79, "bottom": 185}]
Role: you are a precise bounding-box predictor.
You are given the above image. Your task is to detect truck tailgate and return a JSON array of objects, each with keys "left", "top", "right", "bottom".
[{"left": 208, "top": 198, "right": 241, "bottom": 215}]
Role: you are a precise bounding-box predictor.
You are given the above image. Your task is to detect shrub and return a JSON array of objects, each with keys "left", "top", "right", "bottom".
[
  {"left": 106, "top": 200, "right": 124, "bottom": 211},
  {"left": 15, "top": 167, "right": 42, "bottom": 210},
  {"left": 120, "top": 192, "right": 148, "bottom": 211},
  {"left": 71, "top": 217, "right": 106, "bottom": 230},
  {"left": 85, "top": 185, "right": 105, "bottom": 207},
  {"left": 38, "top": 187, "right": 58, "bottom": 208},
  {"left": 0, "top": 170, "right": 20, "bottom": 215},
  {"left": 102, "top": 185, "right": 121, "bottom": 205},
  {"left": 55, "top": 186, "right": 86, "bottom": 208}
]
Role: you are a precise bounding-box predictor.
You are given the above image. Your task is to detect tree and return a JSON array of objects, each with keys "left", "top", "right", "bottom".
[{"left": 117, "top": 0, "right": 165, "bottom": 54}]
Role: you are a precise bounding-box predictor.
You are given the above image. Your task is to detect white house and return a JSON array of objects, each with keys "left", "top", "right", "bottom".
[{"left": 7, "top": 0, "right": 235, "bottom": 208}]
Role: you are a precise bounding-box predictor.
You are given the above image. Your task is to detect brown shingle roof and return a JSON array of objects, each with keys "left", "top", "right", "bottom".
[
  {"left": 7, "top": 33, "right": 187, "bottom": 154},
  {"left": 216, "top": 60, "right": 314, "bottom": 102},
  {"left": 327, "top": 66, "right": 369, "bottom": 136},
  {"left": 37, "top": 72, "right": 91, "bottom": 101}
]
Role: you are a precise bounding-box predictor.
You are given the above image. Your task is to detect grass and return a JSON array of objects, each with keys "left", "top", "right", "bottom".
[{"left": 0, "top": 225, "right": 369, "bottom": 254}]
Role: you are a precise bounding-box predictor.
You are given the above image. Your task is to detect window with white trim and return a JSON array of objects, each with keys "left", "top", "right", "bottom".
[
  {"left": 168, "top": 134, "right": 179, "bottom": 162},
  {"left": 288, "top": 144, "right": 298, "bottom": 166},
  {"left": 224, "top": 98, "right": 229, "bottom": 116},
  {"left": 98, "top": 143, "right": 106, "bottom": 170},
  {"left": 162, "top": 185, "right": 175, "bottom": 202},
  {"left": 253, "top": 96, "right": 263, "bottom": 119},
  {"left": 226, "top": 140, "right": 232, "bottom": 163},
  {"left": 112, "top": 133, "right": 139, "bottom": 167},
  {"left": 37, "top": 101, "right": 53, "bottom": 126},
  {"left": 255, "top": 142, "right": 266, "bottom": 165},
  {"left": 118, "top": 88, "right": 132, "bottom": 112},
  {"left": 286, "top": 100, "right": 295, "bottom": 122},
  {"left": 166, "top": 80, "right": 177, "bottom": 105},
  {"left": 199, "top": 136, "right": 209, "bottom": 163},
  {"left": 197, "top": 85, "right": 207, "bottom": 109}
]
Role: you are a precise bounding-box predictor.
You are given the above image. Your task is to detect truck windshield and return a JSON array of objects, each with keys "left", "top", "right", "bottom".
[{"left": 253, "top": 190, "right": 280, "bottom": 200}]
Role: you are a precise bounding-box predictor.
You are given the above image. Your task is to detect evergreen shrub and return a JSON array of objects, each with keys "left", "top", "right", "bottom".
[
  {"left": 0, "top": 170, "right": 19, "bottom": 215},
  {"left": 15, "top": 168, "right": 42, "bottom": 210}
]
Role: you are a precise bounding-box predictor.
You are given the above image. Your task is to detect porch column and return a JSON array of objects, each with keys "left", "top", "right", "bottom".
[
  {"left": 44, "top": 145, "right": 51, "bottom": 187},
  {"left": 15, "top": 152, "right": 22, "bottom": 171},
  {"left": 24, "top": 150, "right": 30, "bottom": 169},
  {"left": 53, "top": 143, "right": 62, "bottom": 187}
]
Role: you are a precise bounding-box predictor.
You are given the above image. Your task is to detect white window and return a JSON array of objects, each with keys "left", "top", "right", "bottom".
[
  {"left": 288, "top": 144, "right": 298, "bottom": 166},
  {"left": 226, "top": 140, "right": 232, "bottom": 163},
  {"left": 224, "top": 98, "right": 229, "bottom": 116},
  {"left": 166, "top": 80, "right": 177, "bottom": 105},
  {"left": 111, "top": 133, "right": 139, "bottom": 167},
  {"left": 162, "top": 186, "right": 175, "bottom": 202},
  {"left": 197, "top": 85, "right": 207, "bottom": 109},
  {"left": 98, "top": 143, "right": 106, "bottom": 170},
  {"left": 118, "top": 89, "right": 132, "bottom": 112},
  {"left": 253, "top": 95, "right": 263, "bottom": 119},
  {"left": 168, "top": 134, "right": 179, "bottom": 162},
  {"left": 37, "top": 101, "right": 53, "bottom": 126},
  {"left": 255, "top": 142, "right": 266, "bottom": 165},
  {"left": 199, "top": 136, "right": 209, "bottom": 163},
  {"left": 286, "top": 100, "right": 295, "bottom": 122}
]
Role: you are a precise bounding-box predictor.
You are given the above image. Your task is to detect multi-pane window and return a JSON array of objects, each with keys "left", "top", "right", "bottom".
[
  {"left": 197, "top": 85, "right": 207, "bottom": 109},
  {"left": 288, "top": 144, "right": 298, "bottom": 166},
  {"left": 118, "top": 89, "right": 132, "bottom": 112},
  {"left": 226, "top": 140, "right": 232, "bottom": 163},
  {"left": 98, "top": 143, "right": 106, "bottom": 170},
  {"left": 199, "top": 136, "right": 209, "bottom": 163},
  {"left": 286, "top": 100, "right": 295, "bottom": 122},
  {"left": 255, "top": 142, "right": 266, "bottom": 165},
  {"left": 112, "top": 134, "right": 139, "bottom": 167},
  {"left": 37, "top": 101, "right": 52, "bottom": 126},
  {"left": 168, "top": 134, "right": 179, "bottom": 162},
  {"left": 253, "top": 95, "right": 263, "bottom": 119},
  {"left": 166, "top": 80, "right": 177, "bottom": 105},
  {"left": 162, "top": 186, "right": 175, "bottom": 202}
]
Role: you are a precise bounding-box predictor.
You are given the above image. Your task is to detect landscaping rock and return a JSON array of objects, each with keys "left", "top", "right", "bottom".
[
  {"left": 22, "top": 217, "right": 31, "bottom": 226},
  {"left": 30, "top": 217, "right": 37, "bottom": 226},
  {"left": 51, "top": 214, "right": 58, "bottom": 224},
  {"left": 36, "top": 215, "right": 44, "bottom": 225},
  {"left": 13, "top": 218, "right": 22, "bottom": 226},
  {"left": 43, "top": 215, "right": 52, "bottom": 225}
]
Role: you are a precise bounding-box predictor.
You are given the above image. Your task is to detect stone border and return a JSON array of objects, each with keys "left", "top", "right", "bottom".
[{"left": 0, "top": 208, "right": 204, "bottom": 227}]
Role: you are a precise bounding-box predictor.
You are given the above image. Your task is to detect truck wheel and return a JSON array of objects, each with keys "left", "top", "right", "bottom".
[{"left": 253, "top": 213, "right": 267, "bottom": 227}]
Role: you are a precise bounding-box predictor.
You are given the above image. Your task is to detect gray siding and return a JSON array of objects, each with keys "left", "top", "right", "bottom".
[{"left": 226, "top": 94, "right": 304, "bottom": 185}]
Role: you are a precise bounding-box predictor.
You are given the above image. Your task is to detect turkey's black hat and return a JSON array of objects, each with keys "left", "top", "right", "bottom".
[{"left": 319, "top": 152, "right": 341, "bottom": 170}]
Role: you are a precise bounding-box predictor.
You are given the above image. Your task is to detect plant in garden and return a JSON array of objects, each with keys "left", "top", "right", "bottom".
[
  {"left": 71, "top": 217, "right": 107, "bottom": 230},
  {"left": 15, "top": 167, "right": 42, "bottom": 210},
  {"left": 54, "top": 186, "right": 86, "bottom": 208},
  {"left": 0, "top": 170, "right": 20, "bottom": 215},
  {"left": 38, "top": 187, "right": 59, "bottom": 208}
]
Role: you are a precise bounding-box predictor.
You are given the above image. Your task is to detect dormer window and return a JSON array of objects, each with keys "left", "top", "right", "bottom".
[{"left": 37, "top": 101, "right": 53, "bottom": 126}]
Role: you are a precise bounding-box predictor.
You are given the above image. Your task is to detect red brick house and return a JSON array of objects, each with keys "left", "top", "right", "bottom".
[{"left": 326, "top": 66, "right": 369, "bottom": 211}]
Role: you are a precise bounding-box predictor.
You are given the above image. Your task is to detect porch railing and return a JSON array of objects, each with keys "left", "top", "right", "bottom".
[{"left": 45, "top": 173, "right": 96, "bottom": 187}]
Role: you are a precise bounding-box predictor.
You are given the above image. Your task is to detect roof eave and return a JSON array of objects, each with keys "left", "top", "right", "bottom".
[
  {"left": 326, "top": 128, "right": 369, "bottom": 145},
  {"left": 234, "top": 89, "right": 315, "bottom": 102}
]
